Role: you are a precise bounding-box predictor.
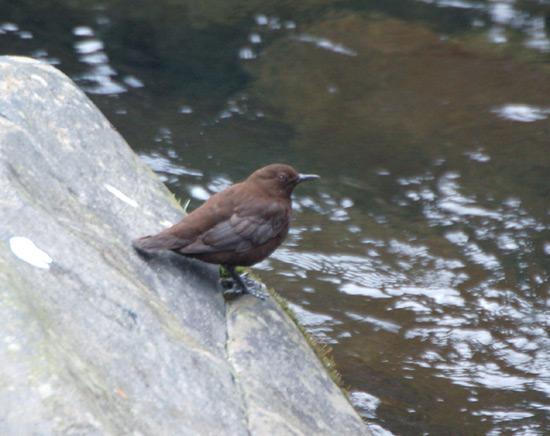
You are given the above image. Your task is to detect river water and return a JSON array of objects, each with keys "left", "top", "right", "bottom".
[{"left": 2, "top": 1, "right": 550, "bottom": 434}]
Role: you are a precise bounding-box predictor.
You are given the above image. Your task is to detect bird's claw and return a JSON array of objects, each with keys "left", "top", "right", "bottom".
[
  {"left": 244, "top": 284, "right": 269, "bottom": 300},
  {"left": 221, "top": 275, "right": 269, "bottom": 300}
]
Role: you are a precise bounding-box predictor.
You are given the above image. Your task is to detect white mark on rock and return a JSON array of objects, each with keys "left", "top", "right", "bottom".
[
  {"left": 38, "top": 383, "right": 54, "bottom": 398},
  {"left": 160, "top": 220, "right": 174, "bottom": 229},
  {"left": 5, "top": 336, "right": 21, "bottom": 352},
  {"left": 105, "top": 184, "right": 138, "bottom": 208},
  {"left": 31, "top": 74, "right": 49, "bottom": 88},
  {"left": 7, "top": 342, "right": 21, "bottom": 352},
  {"left": 9, "top": 236, "right": 53, "bottom": 269}
]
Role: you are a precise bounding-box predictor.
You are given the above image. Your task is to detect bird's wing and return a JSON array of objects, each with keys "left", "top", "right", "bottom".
[{"left": 182, "top": 200, "right": 289, "bottom": 254}]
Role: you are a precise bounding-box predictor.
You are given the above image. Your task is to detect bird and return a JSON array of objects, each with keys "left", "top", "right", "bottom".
[{"left": 133, "top": 163, "right": 320, "bottom": 299}]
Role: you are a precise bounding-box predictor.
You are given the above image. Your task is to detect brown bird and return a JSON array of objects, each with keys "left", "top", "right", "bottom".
[{"left": 133, "top": 163, "right": 320, "bottom": 299}]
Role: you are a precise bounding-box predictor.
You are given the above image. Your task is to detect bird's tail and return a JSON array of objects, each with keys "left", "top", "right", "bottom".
[
  {"left": 132, "top": 236, "right": 157, "bottom": 253},
  {"left": 132, "top": 233, "right": 186, "bottom": 253}
]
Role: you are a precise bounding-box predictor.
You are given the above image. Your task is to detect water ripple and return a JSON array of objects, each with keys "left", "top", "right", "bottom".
[{"left": 292, "top": 34, "right": 358, "bottom": 56}]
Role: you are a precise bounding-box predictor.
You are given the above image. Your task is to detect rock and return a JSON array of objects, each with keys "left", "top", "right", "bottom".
[
  {"left": 0, "top": 56, "right": 370, "bottom": 436},
  {"left": 226, "top": 298, "right": 368, "bottom": 435}
]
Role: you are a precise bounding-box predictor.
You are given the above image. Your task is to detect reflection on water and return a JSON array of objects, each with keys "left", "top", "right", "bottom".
[
  {"left": 292, "top": 34, "right": 358, "bottom": 56},
  {"left": 260, "top": 164, "right": 550, "bottom": 435},
  {"left": 424, "top": 0, "right": 550, "bottom": 51},
  {"left": 72, "top": 23, "right": 128, "bottom": 95},
  {"left": 2, "top": 1, "right": 550, "bottom": 435},
  {"left": 492, "top": 104, "right": 550, "bottom": 122}
]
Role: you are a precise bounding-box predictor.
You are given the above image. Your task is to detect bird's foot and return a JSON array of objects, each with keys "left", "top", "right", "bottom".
[
  {"left": 244, "top": 281, "right": 269, "bottom": 300},
  {"left": 221, "top": 272, "right": 269, "bottom": 300}
]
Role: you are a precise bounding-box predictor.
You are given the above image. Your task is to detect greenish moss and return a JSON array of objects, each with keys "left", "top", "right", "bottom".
[
  {"left": 268, "top": 286, "right": 349, "bottom": 397},
  {"left": 219, "top": 265, "right": 247, "bottom": 278},
  {"left": 171, "top": 195, "right": 191, "bottom": 214}
]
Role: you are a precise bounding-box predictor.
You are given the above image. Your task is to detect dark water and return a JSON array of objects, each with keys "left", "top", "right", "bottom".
[{"left": 3, "top": 1, "right": 550, "bottom": 434}]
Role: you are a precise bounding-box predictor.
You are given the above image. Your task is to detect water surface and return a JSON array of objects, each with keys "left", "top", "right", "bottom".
[{"left": 2, "top": 1, "right": 550, "bottom": 434}]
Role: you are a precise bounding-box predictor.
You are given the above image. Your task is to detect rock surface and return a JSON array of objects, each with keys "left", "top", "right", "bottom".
[{"left": 0, "top": 56, "right": 370, "bottom": 436}]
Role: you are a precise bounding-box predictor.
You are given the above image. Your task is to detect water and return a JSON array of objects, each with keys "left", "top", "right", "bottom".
[{"left": 2, "top": 1, "right": 550, "bottom": 434}]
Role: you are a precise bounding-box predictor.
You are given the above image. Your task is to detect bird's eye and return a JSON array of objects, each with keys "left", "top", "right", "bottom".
[{"left": 278, "top": 173, "right": 285, "bottom": 180}]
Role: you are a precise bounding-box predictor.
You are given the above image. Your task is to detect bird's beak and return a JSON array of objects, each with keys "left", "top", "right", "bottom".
[{"left": 297, "top": 173, "right": 320, "bottom": 183}]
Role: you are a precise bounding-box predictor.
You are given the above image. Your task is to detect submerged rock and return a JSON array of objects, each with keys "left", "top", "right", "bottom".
[{"left": 0, "top": 56, "right": 369, "bottom": 436}]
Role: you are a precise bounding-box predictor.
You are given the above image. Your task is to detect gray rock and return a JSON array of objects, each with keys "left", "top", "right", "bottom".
[
  {"left": 0, "top": 56, "right": 370, "bottom": 436},
  {"left": 226, "top": 298, "right": 369, "bottom": 435}
]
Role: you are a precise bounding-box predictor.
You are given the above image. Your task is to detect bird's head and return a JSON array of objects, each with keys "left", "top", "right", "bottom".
[{"left": 249, "top": 164, "right": 320, "bottom": 198}]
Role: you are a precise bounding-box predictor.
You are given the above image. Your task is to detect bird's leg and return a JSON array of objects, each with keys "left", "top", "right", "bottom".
[{"left": 223, "top": 265, "right": 268, "bottom": 300}]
